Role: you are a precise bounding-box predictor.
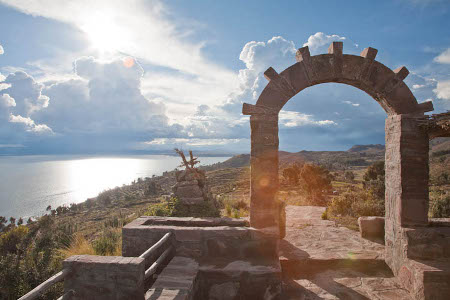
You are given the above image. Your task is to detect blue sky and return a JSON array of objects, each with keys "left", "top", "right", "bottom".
[{"left": 0, "top": 0, "right": 449, "bottom": 154}]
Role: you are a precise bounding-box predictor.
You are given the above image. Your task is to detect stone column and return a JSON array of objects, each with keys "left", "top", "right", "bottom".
[
  {"left": 385, "top": 114, "right": 429, "bottom": 274},
  {"left": 249, "top": 113, "right": 282, "bottom": 237}
]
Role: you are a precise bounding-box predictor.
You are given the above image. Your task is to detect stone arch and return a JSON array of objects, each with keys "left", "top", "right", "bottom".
[{"left": 242, "top": 42, "right": 434, "bottom": 274}]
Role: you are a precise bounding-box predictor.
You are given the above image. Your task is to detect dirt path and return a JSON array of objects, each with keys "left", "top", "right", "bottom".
[{"left": 280, "top": 205, "right": 410, "bottom": 300}]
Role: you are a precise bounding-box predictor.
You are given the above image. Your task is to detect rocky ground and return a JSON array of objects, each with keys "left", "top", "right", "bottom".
[{"left": 281, "top": 205, "right": 410, "bottom": 300}]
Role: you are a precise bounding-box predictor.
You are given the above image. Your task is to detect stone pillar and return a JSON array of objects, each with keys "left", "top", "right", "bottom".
[
  {"left": 63, "top": 255, "right": 145, "bottom": 300},
  {"left": 249, "top": 114, "right": 282, "bottom": 237},
  {"left": 385, "top": 114, "right": 429, "bottom": 274}
]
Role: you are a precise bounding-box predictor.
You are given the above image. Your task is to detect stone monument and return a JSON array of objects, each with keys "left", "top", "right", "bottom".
[{"left": 172, "top": 149, "right": 211, "bottom": 205}]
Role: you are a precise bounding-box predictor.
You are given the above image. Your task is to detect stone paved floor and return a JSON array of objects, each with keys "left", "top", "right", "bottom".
[{"left": 280, "top": 206, "right": 410, "bottom": 300}]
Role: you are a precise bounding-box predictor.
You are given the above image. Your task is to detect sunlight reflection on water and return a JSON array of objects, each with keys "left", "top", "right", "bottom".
[{"left": 0, "top": 155, "right": 229, "bottom": 219}]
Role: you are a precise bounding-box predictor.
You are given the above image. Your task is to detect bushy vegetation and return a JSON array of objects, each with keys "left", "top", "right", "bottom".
[
  {"left": 0, "top": 216, "right": 66, "bottom": 299},
  {"left": 429, "top": 188, "right": 450, "bottom": 218},
  {"left": 0, "top": 212, "right": 126, "bottom": 299},
  {"left": 324, "top": 161, "right": 385, "bottom": 226},
  {"left": 221, "top": 196, "right": 249, "bottom": 218},
  {"left": 281, "top": 163, "right": 333, "bottom": 206}
]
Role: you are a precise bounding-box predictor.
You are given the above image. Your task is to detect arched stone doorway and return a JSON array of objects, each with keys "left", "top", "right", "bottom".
[{"left": 242, "top": 42, "right": 435, "bottom": 275}]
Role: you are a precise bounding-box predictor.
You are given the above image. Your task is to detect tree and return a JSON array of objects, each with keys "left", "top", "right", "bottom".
[
  {"left": 0, "top": 216, "right": 7, "bottom": 232},
  {"left": 282, "top": 163, "right": 301, "bottom": 185},
  {"left": 363, "top": 161, "right": 384, "bottom": 181},
  {"left": 9, "top": 217, "right": 16, "bottom": 227},
  {"left": 17, "top": 218, "right": 23, "bottom": 226},
  {"left": 46, "top": 205, "right": 52, "bottom": 212},
  {"left": 299, "top": 164, "right": 332, "bottom": 204},
  {"left": 363, "top": 161, "right": 385, "bottom": 200},
  {"left": 344, "top": 171, "right": 355, "bottom": 182}
]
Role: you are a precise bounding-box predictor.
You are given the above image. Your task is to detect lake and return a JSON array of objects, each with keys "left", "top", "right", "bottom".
[{"left": 0, "top": 155, "right": 230, "bottom": 219}]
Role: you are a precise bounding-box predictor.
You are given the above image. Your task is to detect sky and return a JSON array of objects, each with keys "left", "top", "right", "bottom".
[{"left": 0, "top": 0, "right": 449, "bottom": 155}]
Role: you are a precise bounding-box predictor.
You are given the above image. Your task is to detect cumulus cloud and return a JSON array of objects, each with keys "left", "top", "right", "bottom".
[
  {"left": 433, "top": 80, "right": 450, "bottom": 100},
  {"left": 434, "top": 48, "right": 450, "bottom": 64},
  {"left": 279, "top": 110, "right": 337, "bottom": 127},
  {"left": 0, "top": 83, "right": 11, "bottom": 91},
  {"left": 36, "top": 56, "right": 173, "bottom": 138},
  {"left": 0, "top": 44, "right": 3, "bottom": 55},
  {"left": 303, "top": 32, "right": 346, "bottom": 53},
  {"left": 0, "top": 32, "right": 391, "bottom": 152},
  {"left": 2, "top": 71, "right": 50, "bottom": 116},
  {"left": 222, "top": 36, "right": 296, "bottom": 111},
  {"left": 1, "top": 94, "right": 16, "bottom": 107},
  {"left": 9, "top": 114, "right": 53, "bottom": 133},
  {"left": 0, "top": 0, "right": 238, "bottom": 96},
  {"left": 145, "top": 138, "right": 245, "bottom": 147}
]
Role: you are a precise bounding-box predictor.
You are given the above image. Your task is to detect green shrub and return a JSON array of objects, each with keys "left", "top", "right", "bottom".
[
  {"left": 429, "top": 193, "right": 450, "bottom": 218},
  {"left": 328, "top": 188, "right": 384, "bottom": 218},
  {"left": 93, "top": 229, "right": 122, "bottom": 256}
]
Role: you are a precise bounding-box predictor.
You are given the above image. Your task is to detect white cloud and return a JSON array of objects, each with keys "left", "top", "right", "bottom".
[
  {"left": 342, "top": 100, "right": 360, "bottom": 107},
  {"left": 303, "top": 32, "right": 346, "bottom": 53},
  {"left": 0, "top": 144, "right": 24, "bottom": 148},
  {"left": 9, "top": 114, "right": 53, "bottom": 134},
  {"left": 433, "top": 80, "right": 450, "bottom": 100},
  {"left": 0, "top": 0, "right": 239, "bottom": 101},
  {"left": 412, "top": 84, "right": 425, "bottom": 89},
  {"left": 0, "top": 83, "right": 11, "bottom": 91},
  {"left": 0, "top": 44, "right": 3, "bottom": 55},
  {"left": 36, "top": 56, "right": 172, "bottom": 137},
  {"left": 145, "top": 138, "right": 245, "bottom": 147},
  {"left": 222, "top": 36, "right": 296, "bottom": 111},
  {"left": 1, "top": 94, "right": 16, "bottom": 107},
  {"left": 279, "top": 110, "right": 337, "bottom": 127},
  {"left": 434, "top": 48, "right": 450, "bottom": 64}
]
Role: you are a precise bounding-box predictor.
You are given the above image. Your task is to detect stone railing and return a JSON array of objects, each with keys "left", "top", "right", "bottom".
[{"left": 18, "top": 232, "right": 174, "bottom": 300}]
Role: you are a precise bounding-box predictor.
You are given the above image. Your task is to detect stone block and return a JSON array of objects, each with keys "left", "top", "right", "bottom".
[
  {"left": 175, "top": 185, "right": 203, "bottom": 198},
  {"left": 179, "top": 197, "right": 204, "bottom": 205},
  {"left": 63, "top": 255, "right": 145, "bottom": 300},
  {"left": 358, "top": 216, "right": 385, "bottom": 239},
  {"left": 175, "top": 180, "right": 198, "bottom": 187}
]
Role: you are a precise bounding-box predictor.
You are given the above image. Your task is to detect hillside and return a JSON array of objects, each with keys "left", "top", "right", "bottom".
[{"left": 202, "top": 140, "right": 449, "bottom": 171}]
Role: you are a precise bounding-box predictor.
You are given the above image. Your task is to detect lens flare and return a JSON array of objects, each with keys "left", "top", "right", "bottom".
[
  {"left": 259, "top": 177, "right": 270, "bottom": 187},
  {"left": 123, "top": 57, "right": 135, "bottom": 68}
]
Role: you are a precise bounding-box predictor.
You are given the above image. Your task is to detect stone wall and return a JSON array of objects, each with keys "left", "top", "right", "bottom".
[
  {"left": 63, "top": 255, "right": 145, "bottom": 300},
  {"left": 122, "top": 216, "right": 278, "bottom": 260}
]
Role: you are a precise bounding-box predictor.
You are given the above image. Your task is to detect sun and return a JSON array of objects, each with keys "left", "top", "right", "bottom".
[{"left": 80, "top": 13, "right": 129, "bottom": 53}]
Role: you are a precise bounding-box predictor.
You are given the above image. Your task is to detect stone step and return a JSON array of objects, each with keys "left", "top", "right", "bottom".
[
  {"left": 281, "top": 258, "right": 411, "bottom": 300},
  {"left": 280, "top": 257, "right": 391, "bottom": 279},
  {"left": 398, "top": 258, "right": 450, "bottom": 300},
  {"left": 196, "top": 257, "right": 282, "bottom": 299},
  {"left": 145, "top": 256, "right": 199, "bottom": 300},
  {"left": 404, "top": 227, "right": 450, "bottom": 261}
]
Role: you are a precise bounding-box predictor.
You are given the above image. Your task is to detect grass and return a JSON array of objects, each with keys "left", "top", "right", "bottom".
[{"left": 59, "top": 233, "right": 95, "bottom": 258}]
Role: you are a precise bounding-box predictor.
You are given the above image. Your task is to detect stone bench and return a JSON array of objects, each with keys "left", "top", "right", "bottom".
[{"left": 358, "top": 216, "right": 384, "bottom": 239}]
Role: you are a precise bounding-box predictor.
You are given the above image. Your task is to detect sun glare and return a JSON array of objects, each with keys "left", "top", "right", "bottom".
[{"left": 81, "top": 14, "right": 130, "bottom": 53}]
